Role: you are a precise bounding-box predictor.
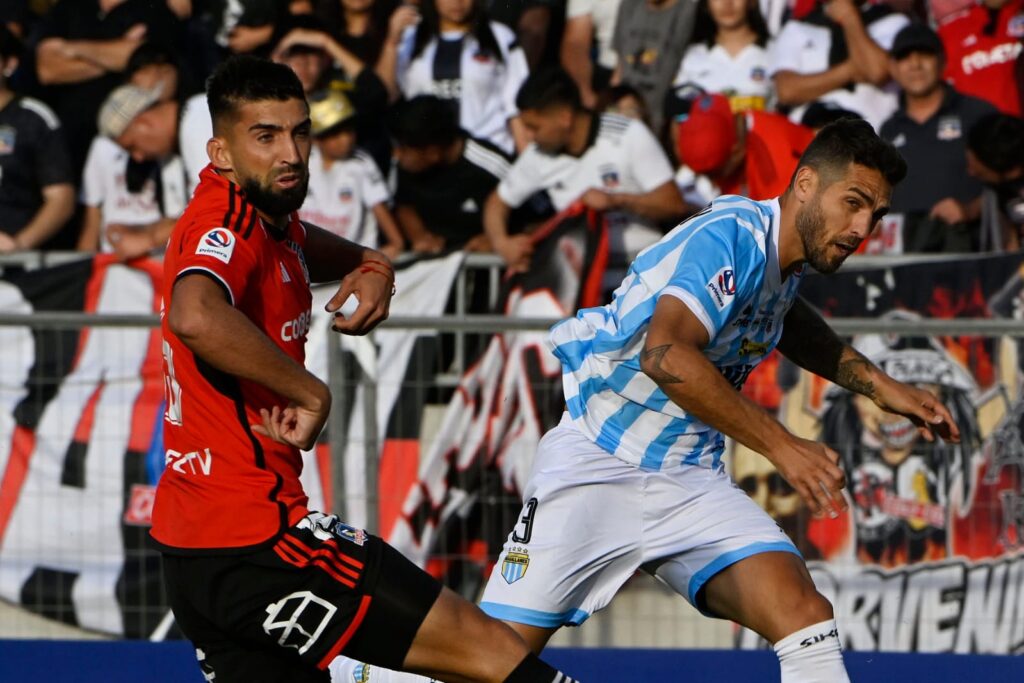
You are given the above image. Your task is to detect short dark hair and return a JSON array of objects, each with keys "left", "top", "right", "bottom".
[
  {"left": 793, "top": 118, "right": 907, "bottom": 189},
  {"left": 389, "top": 95, "right": 461, "bottom": 148},
  {"left": 0, "top": 24, "right": 22, "bottom": 62},
  {"left": 126, "top": 42, "right": 178, "bottom": 78},
  {"left": 968, "top": 113, "right": 1024, "bottom": 174},
  {"left": 206, "top": 55, "right": 306, "bottom": 133},
  {"left": 515, "top": 67, "right": 582, "bottom": 112}
]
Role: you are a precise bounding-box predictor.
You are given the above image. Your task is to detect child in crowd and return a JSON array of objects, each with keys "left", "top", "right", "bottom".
[{"left": 300, "top": 86, "right": 405, "bottom": 258}]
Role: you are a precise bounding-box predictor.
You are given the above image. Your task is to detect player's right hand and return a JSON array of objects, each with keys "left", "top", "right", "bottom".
[
  {"left": 768, "top": 437, "right": 848, "bottom": 519},
  {"left": 252, "top": 401, "right": 330, "bottom": 452}
]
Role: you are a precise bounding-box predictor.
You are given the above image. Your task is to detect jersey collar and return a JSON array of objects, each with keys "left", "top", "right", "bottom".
[{"left": 766, "top": 197, "right": 783, "bottom": 288}]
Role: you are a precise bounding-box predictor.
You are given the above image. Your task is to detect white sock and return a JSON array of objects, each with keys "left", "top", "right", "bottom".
[{"left": 773, "top": 619, "right": 850, "bottom": 683}]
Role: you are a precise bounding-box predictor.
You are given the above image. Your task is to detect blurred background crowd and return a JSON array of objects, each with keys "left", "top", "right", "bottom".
[{"left": 0, "top": 0, "right": 1022, "bottom": 268}]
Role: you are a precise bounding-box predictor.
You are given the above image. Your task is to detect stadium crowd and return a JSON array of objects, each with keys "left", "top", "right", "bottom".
[{"left": 0, "top": 0, "right": 1022, "bottom": 264}]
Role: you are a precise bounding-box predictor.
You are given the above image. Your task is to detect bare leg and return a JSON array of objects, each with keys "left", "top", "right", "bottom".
[
  {"left": 698, "top": 551, "right": 833, "bottom": 642},
  {"left": 400, "top": 587, "right": 552, "bottom": 683},
  {"left": 504, "top": 622, "right": 560, "bottom": 655}
]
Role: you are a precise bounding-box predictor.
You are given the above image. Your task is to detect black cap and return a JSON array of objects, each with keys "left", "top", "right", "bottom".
[{"left": 891, "top": 23, "right": 945, "bottom": 60}]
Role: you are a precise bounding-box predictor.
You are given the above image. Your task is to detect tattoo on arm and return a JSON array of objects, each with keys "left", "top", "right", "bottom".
[
  {"left": 836, "top": 354, "right": 876, "bottom": 399},
  {"left": 641, "top": 344, "right": 684, "bottom": 384},
  {"left": 778, "top": 300, "right": 881, "bottom": 398}
]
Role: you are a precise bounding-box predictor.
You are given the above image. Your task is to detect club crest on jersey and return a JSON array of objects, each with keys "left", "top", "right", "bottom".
[
  {"left": 501, "top": 549, "right": 529, "bottom": 584},
  {"left": 334, "top": 522, "right": 367, "bottom": 546},
  {"left": 196, "top": 228, "right": 235, "bottom": 264},
  {"left": 936, "top": 116, "right": 962, "bottom": 141},
  {"left": 353, "top": 663, "right": 371, "bottom": 682},
  {"left": 1009, "top": 14, "right": 1024, "bottom": 38},
  {"left": 600, "top": 166, "right": 620, "bottom": 188},
  {"left": 706, "top": 266, "right": 737, "bottom": 311},
  {"left": 0, "top": 126, "right": 16, "bottom": 154},
  {"left": 339, "top": 188, "right": 353, "bottom": 202}
]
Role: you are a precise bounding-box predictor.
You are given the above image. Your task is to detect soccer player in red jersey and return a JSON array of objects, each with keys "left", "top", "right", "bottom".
[
  {"left": 938, "top": 0, "right": 1023, "bottom": 116},
  {"left": 152, "top": 55, "right": 579, "bottom": 683}
]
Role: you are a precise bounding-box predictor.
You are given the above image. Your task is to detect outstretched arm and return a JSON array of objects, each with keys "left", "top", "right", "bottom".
[
  {"left": 301, "top": 223, "right": 394, "bottom": 336},
  {"left": 642, "top": 295, "right": 848, "bottom": 517},
  {"left": 777, "top": 297, "right": 960, "bottom": 443}
]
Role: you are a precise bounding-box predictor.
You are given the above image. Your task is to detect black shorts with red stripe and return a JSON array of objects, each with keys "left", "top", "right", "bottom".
[{"left": 161, "top": 512, "right": 442, "bottom": 682}]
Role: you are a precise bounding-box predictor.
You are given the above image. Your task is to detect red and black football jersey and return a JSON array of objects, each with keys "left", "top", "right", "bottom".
[{"left": 152, "top": 165, "right": 315, "bottom": 552}]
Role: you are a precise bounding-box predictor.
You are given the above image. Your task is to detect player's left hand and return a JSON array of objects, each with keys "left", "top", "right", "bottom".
[
  {"left": 872, "top": 378, "right": 961, "bottom": 443},
  {"left": 326, "top": 255, "right": 394, "bottom": 335}
]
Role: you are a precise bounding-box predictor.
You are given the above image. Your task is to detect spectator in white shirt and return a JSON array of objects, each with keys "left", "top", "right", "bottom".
[
  {"left": 560, "top": 0, "right": 623, "bottom": 107},
  {"left": 484, "top": 67, "right": 688, "bottom": 275},
  {"left": 674, "top": 0, "right": 773, "bottom": 113},
  {"left": 300, "top": 87, "right": 405, "bottom": 258},
  {"left": 769, "top": 0, "right": 908, "bottom": 130},
  {"left": 78, "top": 82, "right": 186, "bottom": 259},
  {"left": 379, "top": 0, "right": 531, "bottom": 154}
]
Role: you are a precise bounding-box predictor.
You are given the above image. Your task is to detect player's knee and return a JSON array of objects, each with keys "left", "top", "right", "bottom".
[{"left": 790, "top": 590, "right": 834, "bottom": 632}]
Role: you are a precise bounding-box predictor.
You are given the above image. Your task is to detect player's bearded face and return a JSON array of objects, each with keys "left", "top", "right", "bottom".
[
  {"left": 795, "top": 190, "right": 843, "bottom": 273},
  {"left": 239, "top": 163, "right": 309, "bottom": 217}
]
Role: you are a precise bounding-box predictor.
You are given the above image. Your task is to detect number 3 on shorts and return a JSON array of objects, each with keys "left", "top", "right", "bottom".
[{"left": 511, "top": 498, "right": 538, "bottom": 544}]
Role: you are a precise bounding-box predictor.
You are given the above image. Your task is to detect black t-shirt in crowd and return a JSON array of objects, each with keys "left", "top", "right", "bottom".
[
  {"left": 30, "top": 0, "right": 181, "bottom": 178},
  {"left": 395, "top": 135, "right": 511, "bottom": 247},
  {"left": 0, "top": 95, "right": 74, "bottom": 237}
]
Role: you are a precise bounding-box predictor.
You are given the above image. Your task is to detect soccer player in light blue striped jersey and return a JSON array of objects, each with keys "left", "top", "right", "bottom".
[{"left": 480, "top": 118, "right": 961, "bottom": 682}]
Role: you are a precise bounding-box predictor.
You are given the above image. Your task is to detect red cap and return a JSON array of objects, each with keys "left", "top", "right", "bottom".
[{"left": 675, "top": 94, "right": 737, "bottom": 175}]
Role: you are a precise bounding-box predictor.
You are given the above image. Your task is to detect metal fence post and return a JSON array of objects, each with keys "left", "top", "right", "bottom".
[
  {"left": 326, "top": 326, "right": 349, "bottom": 520},
  {"left": 362, "top": 331, "right": 380, "bottom": 534}
]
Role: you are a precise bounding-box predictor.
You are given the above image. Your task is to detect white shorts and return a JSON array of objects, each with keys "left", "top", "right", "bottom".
[{"left": 480, "top": 414, "right": 800, "bottom": 628}]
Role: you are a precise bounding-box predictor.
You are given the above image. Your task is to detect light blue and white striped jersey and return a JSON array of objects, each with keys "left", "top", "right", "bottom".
[{"left": 550, "top": 195, "right": 805, "bottom": 470}]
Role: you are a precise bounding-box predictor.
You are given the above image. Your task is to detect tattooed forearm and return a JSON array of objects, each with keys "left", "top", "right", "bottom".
[
  {"left": 836, "top": 354, "right": 877, "bottom": 399},
  {"left": 641, "top": 344, "right": 685, "bottom": 384}
]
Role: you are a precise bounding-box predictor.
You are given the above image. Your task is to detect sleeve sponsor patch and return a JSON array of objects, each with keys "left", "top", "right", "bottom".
[
  {"left": 195, "top": 228, "right": 236, "bottom": 264},
  {"left": 706, "top": 266, "right": 737, "bottom": 311}
]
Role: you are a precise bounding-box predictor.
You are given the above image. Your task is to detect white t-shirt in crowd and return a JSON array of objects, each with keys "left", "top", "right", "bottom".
[
  {"left": 397, "top": 22, "right": 529, "bottom": 154},
  {"left": 179, "top": 92, "right": 213, "bottom": 196},
  {"left": 566, "top": 0, "right": 624, "bottom": 71},
  {"left": 81, "top": 135, "right": 186, "bottom": 252},
  {"left": 299, "top": 146, "right": 391, "bottom": 247},
  {"left": 499, "top": 113, "right": 675, "bottom": 260},
  {"left": 768, "top": 12, "right": 908, "bottom": 130},
  {"left": 675, "top": 42, "right": 773, "bottom": 109}
]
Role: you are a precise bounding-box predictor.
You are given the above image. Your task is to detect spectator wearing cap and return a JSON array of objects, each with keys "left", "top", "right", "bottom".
[
  {"left": 0, "top": 25, "right": 75, "bottom": 253},
  {"left": 610, "top": 0, "right": 699, "bottom": 134},
  {"left": 78, "top": 82, "right": 186, "bottom": 259},
  {"left": 966, "top": 113, "right": 1024, "bottom": 250},
  {"left": 769, "top": 0, "right": 908, "bottom": 130},
  {"left": 300, "top": 87, "right": 404, "bottom": 258},
  {"left": 33, "top": 0, "right": 182, "bottom": 178},
  {"left": 484, "top": 68, "right": 688, "bottom": 277},
  {"left": 391, "top": 95, "right": 513, "bottom": 254},
  {"left": 561, "top": 0, "right": 623, "bottom": 108},
  {"left": 938, "top": 0, "right": 1023, "bottom": 118},
  {"left": 878, "top": 23, "right": 996, "bottom": 254},
  {"left": 674, "top": 92, "right": 814, "bottom": 202},
  {"left": 673, "top": 0, "right": 774, "bottom": 114}
]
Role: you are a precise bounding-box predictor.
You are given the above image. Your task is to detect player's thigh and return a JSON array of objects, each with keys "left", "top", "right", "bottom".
[
  {"left": 642, "top": 466, "right": 823, "bottom": 641},
  {"left": 479, "top": 418, "right": 645, "bottom": 630},
  {"left": 700, "top": 550, "right": 833, "bottom": 643},
  {"left": 162, "top": 554, "right": 329, "bottom": 683}
]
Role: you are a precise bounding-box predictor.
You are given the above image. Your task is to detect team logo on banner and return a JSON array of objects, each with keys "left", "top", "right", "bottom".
[
  {"left": 501, "top": 550, "right": 530, "bottom": 584},
  {"left": 196, "top": 228, "right": 235, "bottom": 264}
]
